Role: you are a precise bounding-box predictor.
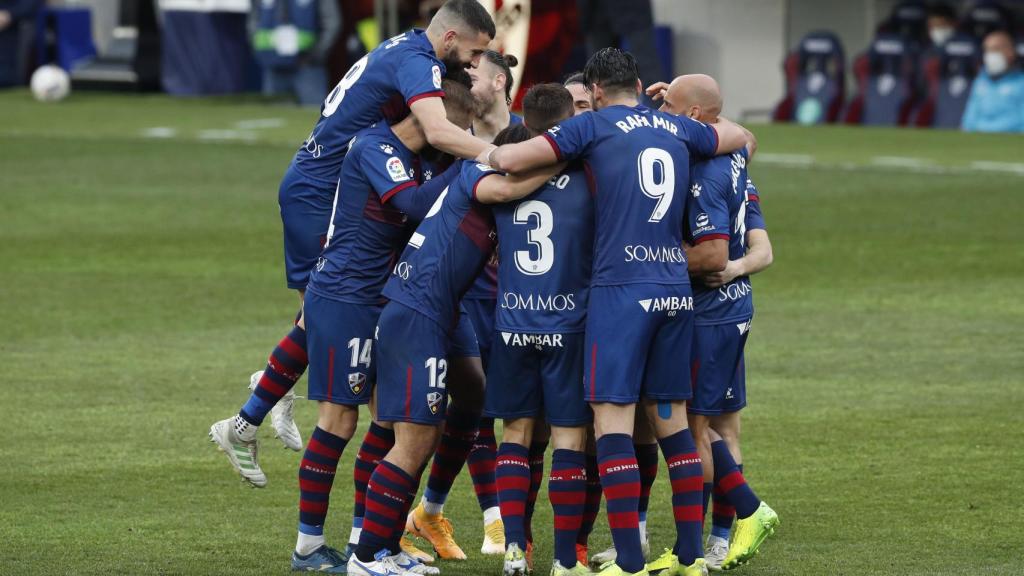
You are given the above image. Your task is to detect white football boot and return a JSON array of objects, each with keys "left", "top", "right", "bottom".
[
  {"left": 249, "top": 370, "right": 302, "bottom": 451},
  {"left": 209, "top": 416, "right": 266, "bottom": 487}
]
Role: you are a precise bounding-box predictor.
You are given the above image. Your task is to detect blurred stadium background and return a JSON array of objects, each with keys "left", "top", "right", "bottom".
[
  {"left": 1, "top": 1, "right": 1023, "bottom": 576},
  {"left": 4, "top": 0, "right": 1024, "bottom": 127}
]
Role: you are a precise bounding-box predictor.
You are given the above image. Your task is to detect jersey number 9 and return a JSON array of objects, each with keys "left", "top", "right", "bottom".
[{"left": 637, "top": 148, "right": 676, "bottom": 223}]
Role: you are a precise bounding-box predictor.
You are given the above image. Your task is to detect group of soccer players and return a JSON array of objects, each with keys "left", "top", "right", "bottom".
[{"left": 208, "top": 2, "right": 779, "bottom": 575}]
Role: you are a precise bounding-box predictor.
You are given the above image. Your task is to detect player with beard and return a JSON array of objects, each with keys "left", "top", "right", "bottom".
[{"left": 209, "top": 0, "right": 499, "bottom": 489}]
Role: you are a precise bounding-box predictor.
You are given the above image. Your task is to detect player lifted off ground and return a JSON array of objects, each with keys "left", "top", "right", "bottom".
[
  {"left": 486, "top": 48, "right": 753, "bottom": 576},
  {"left": 404, "top": 49, "right": 524, "bottom": 562},
  {"left": 290, "top": 79, "right": 478, "bottom": 574},
  {"left": 209, "top": 0, "right": 499, "bottom": 488},
  {"left": 484, "top": 84, "right": 594, "bottom": 576},
  {"left": 650, "top": 74, "right": 778, "bottom": 571}
]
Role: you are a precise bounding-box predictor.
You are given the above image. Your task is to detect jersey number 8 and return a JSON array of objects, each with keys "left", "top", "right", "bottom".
[{"left": 322, "top": 54, "right": 369, "bottom": 118}]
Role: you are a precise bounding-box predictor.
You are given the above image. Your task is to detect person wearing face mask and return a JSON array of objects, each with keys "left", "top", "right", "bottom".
[
  {"left": 961, "top": 30, "right": 1024, "bottom": 132},
  {"left": 927, "top": 2, "right": 958, "bottom": 49}
]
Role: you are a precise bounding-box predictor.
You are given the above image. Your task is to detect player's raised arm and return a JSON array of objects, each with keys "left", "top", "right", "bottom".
[
  {"left": 474, "top": 164, "right": 565, "bottom": 204},
  {"left": 409, "top": 0, "right": 500, "bottom": 163},
  {"left": 656, "top": 74, "right": 756, "bottom": 158},
  {"left": 489, "top": 104, "right": 594, "bottom": 173},
  {"left": 473, "top": 123, "right": 565, "bottom": 203},
  {"left": 411, "top": 96, "right": 494, "bottom": 161},
  {"left": 708, "top": 116, "right": 751, "bottom": 156},
  {"left": 486, "top": 135, "right": 560, "bottom": 174}
]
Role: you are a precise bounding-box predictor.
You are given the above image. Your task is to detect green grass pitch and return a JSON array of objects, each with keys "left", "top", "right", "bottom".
[{"left": 1, "top": 91, "right": 1022, "bottom": 576}]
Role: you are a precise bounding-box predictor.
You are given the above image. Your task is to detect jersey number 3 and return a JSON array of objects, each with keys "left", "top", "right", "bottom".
[
  {"left": 637, "top": 148, "right": 676, "bottom": 223},
  {"left": 513, "top": 200, "right": 554, "bottom": 276}
]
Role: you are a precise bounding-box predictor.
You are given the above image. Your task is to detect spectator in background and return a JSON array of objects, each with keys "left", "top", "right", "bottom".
[
  {"left": 0, "top": 0, "right": 39, "bottom": 88},
  {"left": 926, "top": 2, "right": 958, "bottom": 49},
  {"left": 251, "top": 0, "right": 341, "bottom": 106},
  {"left": 961, "top": 30, "right": 1024, "bottom": 132}
]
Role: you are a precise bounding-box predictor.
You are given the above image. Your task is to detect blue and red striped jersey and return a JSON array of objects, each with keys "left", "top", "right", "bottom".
[
  {"left": 383, "top": 162, "right": 500, "bottom": 332},
  {"left": 542, "top": 104, "right": 719, "bottom": 287}
]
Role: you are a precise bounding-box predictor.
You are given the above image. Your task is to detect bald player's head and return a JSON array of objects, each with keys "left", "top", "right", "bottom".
[{"left": 658, "top": 74, "right": 723, "bottom": 123}]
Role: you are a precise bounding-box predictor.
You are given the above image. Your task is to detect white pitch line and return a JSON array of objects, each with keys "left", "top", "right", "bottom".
[
  {"left": 235, "top": 118, "right": 286, "bottom": 130},
  {"left": 197, "top": 129, "right": 258, "bottom": 142},
  {"left": 756, "top": 153, "right": 815, "bottom": 166},
  {"left": 141, "top": 127, "right": 177, "bottom": 139},
  {"left": 970, "top": 161, "right": 1024, "bottom": 175},
  {"left": 756, "top": 153, "right": 1024, "bottom": 177},
  {"left": 871, "top": 155, "right": 938, "bottom": 169}
]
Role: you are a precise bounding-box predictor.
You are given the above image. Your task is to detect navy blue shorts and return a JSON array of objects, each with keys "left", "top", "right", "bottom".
[
  {"left": 584, "top": 283, "right": 695, "bottom": 404},
  {"left": 375, "top": 302, "right": 452, "bottom": 425},
  {"left": 304, "top": 291, "right": 378, "bottom": 405},
  {"left": 278, "top": 165, "right": 335, "bottom": 290},
  {"left": 689, "top": 319, "right": 750, "bottom": 416},
  {"left": 484, "top": 331, "right": 591, "bottom": 427},
  {"left": 449, "top": 305, "right": 481, "bottom": 359},
  {"left": 461, "top": 298, "right": 496, "bottom": 367}
]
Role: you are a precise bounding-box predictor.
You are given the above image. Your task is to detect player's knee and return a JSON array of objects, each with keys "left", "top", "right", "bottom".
[
  {"left": 316, "top": 402, "right": 358, "bottom": 438},
  {"left": 395, "top": 423, "right": 442, "bottom": 465},
  {"left": 550, "top": 426, "right": 587, "bottom": 452},
  {"left": 502, "top": 418, "right": 533, "bottom": 446},
  {"left": 710, "top": 414, "right": 741, "bottom": 444}
]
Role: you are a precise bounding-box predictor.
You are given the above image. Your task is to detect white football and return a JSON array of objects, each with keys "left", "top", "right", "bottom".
[{"left": 30, "top": 65, "right": 71, "bottom": 103}]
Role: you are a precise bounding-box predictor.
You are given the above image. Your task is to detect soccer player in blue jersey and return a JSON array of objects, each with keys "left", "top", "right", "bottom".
[
  {"left": 487, "top": 48, "right": 754, "bottom": 576},
  {"left": 483, "top": 84, "right": 594, "bottom": 576},
  {"left": 406, "top": 49, "right": 525, "bottom": 561},
  {"left": 209, "top": 0, "right": 500, "bottom": 488},
  {"left": 347, "top": 154, "right": 562, "bottom": 576},
  {"left": 653, "top": 74, "right": 778, "bottom": 571},
  {"left": 288, "top": 79, "right": 478, "bottom": 574}
]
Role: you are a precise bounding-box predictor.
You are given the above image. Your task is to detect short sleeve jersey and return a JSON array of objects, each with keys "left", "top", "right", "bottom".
[
  {"left": 293, "top": 29, "right": 445, "bottom": 184},
  {"left": 464, "top": 112, "right": 525, "bottom": 301},
  {"left": 686, "top": 149, "right": 758, "bottom": 325},
  {"left": 542, "top": 104, "right": 719, "bottom": 287},
  {"left": 744, "top": 179, "right": 766, "bottom": 232},
  {"left": 306, "top": 124, "right": 417, "bottom": 304},
  {"left": 492, "top": 164, "right": 593, "bottom": 334},
  {"left": 383, "top": 162, "right": 500, "bottom": 331}
]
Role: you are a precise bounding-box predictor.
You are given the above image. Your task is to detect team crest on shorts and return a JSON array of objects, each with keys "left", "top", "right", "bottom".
[
  {"left": 348, "top": 372, "right": 366, "bottom": 395},
  {"left": 427, "top": 391, "right": 443, "bottom": 414}
]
